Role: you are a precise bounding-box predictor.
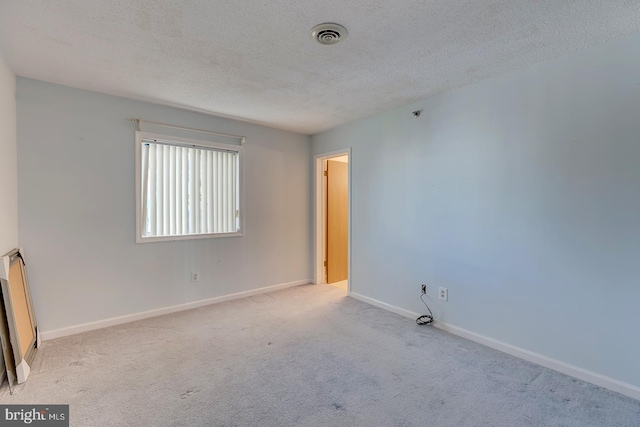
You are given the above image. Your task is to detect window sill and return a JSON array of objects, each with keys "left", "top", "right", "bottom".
[{"left": 136, "top": 231, "right": 244, "bottom": 244}]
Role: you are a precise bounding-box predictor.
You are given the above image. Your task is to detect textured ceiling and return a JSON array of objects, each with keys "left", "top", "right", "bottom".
[{"left": 1, "top": 1, "right": 639, "bottom": 135}]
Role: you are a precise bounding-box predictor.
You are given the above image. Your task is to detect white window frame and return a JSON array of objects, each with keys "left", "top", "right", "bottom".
[{"left": 135, "top": 131, "right": 244, "bottom": 243}]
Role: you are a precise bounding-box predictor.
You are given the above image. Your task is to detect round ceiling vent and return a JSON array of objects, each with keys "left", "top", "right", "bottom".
[{"left": 311, "top": 23, "right": 348, "bottom": 45}]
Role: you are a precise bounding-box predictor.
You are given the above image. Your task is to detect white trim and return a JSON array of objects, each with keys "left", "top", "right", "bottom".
[
  {"left": 432, "top": 321, "right": 640, "bottom": 401},
  {"left": 313, "top": 148, "right": 352, "bottom": 295},
  {"left": 350, "top": 292, "right": 421, "bottom": 319},
  {"left": 41, "top": 279, "right": 310, "bottom": 341},
  {"left": 349, "top": 292, "right": 640, "bottom": 401}
]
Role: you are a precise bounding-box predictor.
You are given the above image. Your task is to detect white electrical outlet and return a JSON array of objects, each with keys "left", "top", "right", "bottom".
[
  {"left": 191, "top": 272, "right": 199, "bottom": 282},
  {"left": 439, "top": 287, "right": 448, "bottom": 301}
]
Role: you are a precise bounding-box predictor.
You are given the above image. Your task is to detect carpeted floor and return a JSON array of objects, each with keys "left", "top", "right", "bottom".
[
  {"left": 328, "top": 280, "right": 348, "bottom": 291},
  {"left": 1, "top": 284, "right": 638, "bottom": 426}
]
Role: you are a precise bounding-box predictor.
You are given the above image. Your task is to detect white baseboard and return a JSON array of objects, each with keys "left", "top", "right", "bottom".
[
  {"left": 350, "top": 292, "right": 421, "bottom": 319},
  {"left": 349, "top": 292, "right": 640, "bottom": 401},
  {"left": 41, "top": 279, "right": 311, "bottom": 341}
]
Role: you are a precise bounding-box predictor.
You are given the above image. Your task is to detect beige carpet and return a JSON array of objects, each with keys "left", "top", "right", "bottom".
[
  {"left": 1, "top": 284, "right": 638, "bottom": 426},
  {"left": 328, "top": 280, "right": 348, "bottom": 291}
]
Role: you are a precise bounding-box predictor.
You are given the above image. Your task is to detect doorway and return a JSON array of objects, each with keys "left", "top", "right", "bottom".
[{"left": 314, "top": 149, "right": 351, "bottom": 293}]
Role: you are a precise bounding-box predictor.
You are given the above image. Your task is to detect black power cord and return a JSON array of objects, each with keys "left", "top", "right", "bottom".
[{"left": 416, "top": 292, "right": 434, "bottom": 325}]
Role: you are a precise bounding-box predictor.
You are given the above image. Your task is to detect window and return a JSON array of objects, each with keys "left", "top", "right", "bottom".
[{"left": 135, "top": 131, "right": 243, "bottom": 242}]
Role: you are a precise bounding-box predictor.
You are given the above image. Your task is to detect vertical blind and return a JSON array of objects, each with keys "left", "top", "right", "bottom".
[{"left": 141, "top": 140, "right": 239, "bottom": 237}]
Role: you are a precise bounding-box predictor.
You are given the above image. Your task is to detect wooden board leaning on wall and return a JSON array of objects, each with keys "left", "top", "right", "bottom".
[{"left": 0, "top": 248, "right": 40, "bottom": 392}]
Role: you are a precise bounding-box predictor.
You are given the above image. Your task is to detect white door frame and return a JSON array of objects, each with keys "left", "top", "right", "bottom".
[{"left": 313, "top": 148, "right": 352, "bottom": 294}]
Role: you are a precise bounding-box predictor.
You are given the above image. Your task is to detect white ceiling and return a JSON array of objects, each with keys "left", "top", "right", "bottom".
[{"left": 1, "top": 1, "right": 639, "bottom": 135}]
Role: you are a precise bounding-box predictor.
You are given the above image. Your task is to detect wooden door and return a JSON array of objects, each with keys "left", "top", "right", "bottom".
[{"left": 326, "top": 160, "right": 348, "bottom": 283}]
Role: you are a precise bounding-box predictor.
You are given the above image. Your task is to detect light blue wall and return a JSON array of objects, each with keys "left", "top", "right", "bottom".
[
  {"left": 312, "top": 32, "right": 640, "bottom": 389},
  {"left": 18, "top": 79, "right": 311, "bottom": 332}
]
